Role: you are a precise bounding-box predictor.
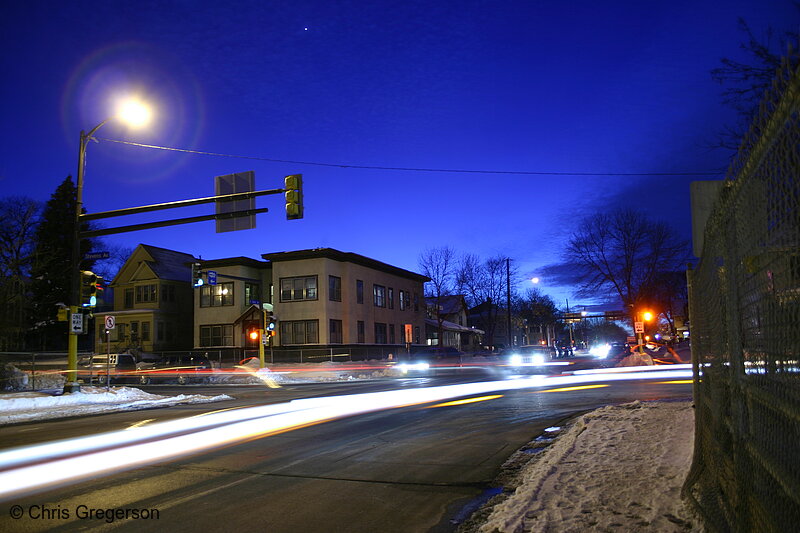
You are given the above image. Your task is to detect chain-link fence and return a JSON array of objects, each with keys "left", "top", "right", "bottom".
[{"left": 683, "top": 50, "right": 800, "bottom": 532}]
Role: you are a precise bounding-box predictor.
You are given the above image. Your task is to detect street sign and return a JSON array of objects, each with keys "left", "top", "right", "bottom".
[
  {"left": 84, "top": 251, "right": 110, "bottom": 260},
  {"left": 261, "top": 334, "right": 268, "bottom": 345},
  {"left": 634, "top": 321, "right": 644, "bottom": 333},
  {"left": 207, "top": 270, "right": 217, "bottom": 285},
  {"left": 215, "top": 171, "right": 255, "bottom": 233},
  {"left": 71, "top": 312, "right": 84, "bottom": 334},
  {"left": 105, "top": 315, "right": 116, "bottom": 330}
]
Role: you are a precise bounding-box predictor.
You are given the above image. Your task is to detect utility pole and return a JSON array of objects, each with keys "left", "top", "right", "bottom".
[{"left": 506, "top": 258, "right": 512, "bottom": 348}]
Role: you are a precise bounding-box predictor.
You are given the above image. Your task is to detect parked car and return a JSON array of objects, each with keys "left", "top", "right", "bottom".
[
  {"left": 78, "top": 353, "right": 140, "bottom": 384},
  {"left": 137, "top": 354, "right": 213, "bottom": 385},
  {"left": 555, "top": 341, "right": 574, "bottom": 358}
]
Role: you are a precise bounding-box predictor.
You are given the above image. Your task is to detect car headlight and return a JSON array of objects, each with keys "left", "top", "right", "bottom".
[
  {"left": 532, "top": 354, "right": 545, "bottom": 366},
  {"left": 509, "top": 354, "right": 522, "bottom": 366}
]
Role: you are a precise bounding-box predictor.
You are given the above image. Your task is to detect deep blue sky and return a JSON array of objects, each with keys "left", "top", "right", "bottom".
[{"left": 1, "top": 1, "right": 797, "bottom": 309}]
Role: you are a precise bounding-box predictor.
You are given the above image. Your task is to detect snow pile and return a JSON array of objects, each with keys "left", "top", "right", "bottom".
[
  {"left": 0, "top": 386, "right": 232, "bottom": 425},
  {"left": 478, "top": 401, "right": 701, "bottom": 533}
]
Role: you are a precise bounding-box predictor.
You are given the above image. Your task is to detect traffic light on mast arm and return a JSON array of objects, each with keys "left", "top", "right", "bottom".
[
  {"left": 266, "top": 312, "right": 277, "bottom": 336},
  {"left": 80, "top": 271, "right": 101, "bottom": 307},
  {"left": 192, "top": 262, "right": 204, "bottom": 288},
  {"left": 284, "top": 174, "right": 304, "bottom": 220}
]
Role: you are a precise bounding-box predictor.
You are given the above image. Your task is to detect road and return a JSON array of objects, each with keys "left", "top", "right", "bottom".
[{"left": 0, "top": 365, "right": 692, "bottom": 532}]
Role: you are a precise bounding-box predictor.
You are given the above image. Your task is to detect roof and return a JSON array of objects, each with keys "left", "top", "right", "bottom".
[
  {"left": 426, "top": 294, "right": 466, "bottom": 315},
  {"left": 425, "top": 318, "right": 484, "bottom": 335},
  {"left": 196, "top": 256, "right": 270, "bottom": 269},
  {"left": 139, "top": 244, "right": 197, "bottom": 282},
  {"left": 262, "top": 248, "right": 430, "bottom": 283}
]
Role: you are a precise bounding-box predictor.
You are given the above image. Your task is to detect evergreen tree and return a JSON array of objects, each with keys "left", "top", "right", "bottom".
[{"left": 28, "top": 177, "right": 96, "bottom": 350}]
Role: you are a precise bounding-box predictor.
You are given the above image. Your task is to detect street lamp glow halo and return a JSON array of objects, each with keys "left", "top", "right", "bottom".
[{"left": 116, "top": 98, "right": 152, "bottom": 128}]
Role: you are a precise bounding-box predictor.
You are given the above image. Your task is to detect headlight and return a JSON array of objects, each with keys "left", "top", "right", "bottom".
[
  {"left": 532, "top": 354, "right": 545, "bottom": 366},
  {"left": 397, "top": 362, "right": 430, "bottom": 372},
  {"left": 509, "top": 354, "right": 522, "bottom": 366}
]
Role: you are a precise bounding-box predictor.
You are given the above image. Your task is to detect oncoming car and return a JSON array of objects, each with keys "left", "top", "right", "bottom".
[
  {"left": 137, "top": 354, "right": 213, "bottom": 385},
  {"left": 505, "top": 345, "right": 555, "bottom": 368}
]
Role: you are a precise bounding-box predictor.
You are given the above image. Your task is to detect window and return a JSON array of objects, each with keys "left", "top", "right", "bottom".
[
  {"left": 245, "top": 283, "right": 261, "bottom": 305},
  {"left": 389, "top": 324, "right": 395, "bottom": 344},
  {"left": 329, "top": 319, "right": 343, "bottom": 343},
  {"left": 356, "top": 280, "right": 364, "bottom": 304},
  {"left": 388, "top": 288, "right": 394, "bottom": 309},
  {"left": 136, "top": 284, "right": 157, "bottom": 303},
  {"left": 161, "top": 284, "right": 175, "bottom": 302},
  {"left": 373, "top": 284, "right": 386, "bottom": 307},
  {"left": 399, "top": 290, "right": 410, "bottom": 311},
  {"left": 375, "top": 322, "right": 387, "bottom": 344},
  {"left": 414, "top": 292, "right": 419, "bottom": 312},
  {"left": 199, "top": 325, "right": 233, "bottom": 347},
  {"left": 124, "top": 289, "right": 133, "bottom": 309},
  {"left": 200, "top": 282, "right": 234, "bottom": 307},
  {"left": 357, "top": 320, "right": 365, "bottom": 343},
  {"left": 415, "top": 326, "right": 421, "bottom": 344},
  {"left": 130, "top": 322, "right": 139, "bottom": 343},
  {"left": 280, "top": 276, "right": 317, "bottom": 302},
  {"left": 280, "top": 320, "right": 319, "bottom": 344},
  {"left": 157, "top": 321, "right": 165, "bottom": 341},
  {"left": 142, "top": 321, "right": 151, "bottom": 342},
  {"left": 329, "top": 276, "right": 341, "bottom": 302}
]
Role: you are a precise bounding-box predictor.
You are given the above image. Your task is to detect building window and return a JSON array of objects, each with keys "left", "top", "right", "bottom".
[
  {"left": 356, "top": 280, "right": 364, "bottom": 304},
  {"left": 161, "top": 284, "right": 175, "bottom": 302},
  {"left": 200, "top": 282, "right": 234, "bottom": 307},
  {"left": 330, "top": 319, "right": 343, "bottom": 343},
  {"left": 130, "top": 322, "right": 139, "bottom": 343},
  {"left": 373, "top": 284, "right": 386, "bottom": 308},
  {"left": 388, "top": 288, "right": 394, "bottom": 309},
  {"left": 413, "top": 292, "right": 419, "bottom": 312},
  {"left": 245, "top": 283, "right": 261, "bottom": 305},
  {"left": 280, "top": 276, "right": 318, "bottom": 302},
  {"left": 415, "top": 326, "right": 420, "bottom": 344},
  {"left": 141, "top": 321, "right": 151, "bottom": 342},
  {"left": 329, "top": 276, "right": 341, "bottom": 302},
  {"left": 389, "top": 324, "right": 395, "bottom": 344},
  {"left": 124, "top": 289, "right": 133, "bottom": 309},
  {"left": 375, "top": 322, "right": 387, "bottom": 344},
  {"left": 280, "top": 320, "right": 319, "bottom": 344},
  {"left": 136, "top": 284, "right": 157, "bottom": 303},
  {"left": 157, "top": 321, "right": 165, "bottom": 341},
  {"left": 357, "top": 320, "right": 365, "bottom": 343},
  {"left": 399, "top": 290, "right": 411, "bottom": 311},
  {"left": 200, "top": 324, "right": 233, "bottom": 347}
]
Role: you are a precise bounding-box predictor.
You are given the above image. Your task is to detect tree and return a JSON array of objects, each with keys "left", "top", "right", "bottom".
[
  {"left": 561, "top": 208, "right": 689, "bottom": 324},
  {"left": 28, "top": 177, "right": 97, "bottom": 350},
  {"left": 0, "top": 196, "right": 40, "bottom": 350},
  {"left": 711, "top": 18, "right": 799, "bottom": 150},
  {"left": 418, "top": 246, "right": 456, "bottom": 348},
  {"left": 457, "top": 253, "right": 513, "bottom": 349},
  {"left": 515, "top": 288, "right": 558, "bottom": 345}
]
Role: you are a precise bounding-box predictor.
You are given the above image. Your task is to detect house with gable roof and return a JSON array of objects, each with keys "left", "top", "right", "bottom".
[{"left": 99, "top": 244, "right": 196, "bottom": 353}]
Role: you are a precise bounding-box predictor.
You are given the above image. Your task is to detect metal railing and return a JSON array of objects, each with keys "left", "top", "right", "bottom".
[{"left": 683, "top": 49, "right": 800, "bottom": 532}]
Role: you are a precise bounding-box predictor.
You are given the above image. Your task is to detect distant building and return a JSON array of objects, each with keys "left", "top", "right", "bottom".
[
  {"left": 100, "top": 244, "right": 196, "bottom": 353},
  {"left": 425, "top": 294, "right": 483, "bottom": 351}
]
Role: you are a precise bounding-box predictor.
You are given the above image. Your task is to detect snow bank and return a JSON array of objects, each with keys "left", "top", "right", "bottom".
[
  {"left": 0, "top": 386, "right": 232, "bottom": 425},
  {"left": 479, "top": 400, "right": 701, "bottom": 532}
]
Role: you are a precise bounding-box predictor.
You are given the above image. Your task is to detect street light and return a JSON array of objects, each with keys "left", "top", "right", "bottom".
[
  {"left": 637, "top": 310, "right": 654, "bottom": 355},
  {"left": 65, "top": 98, "right": 152, "bottom": 393}
]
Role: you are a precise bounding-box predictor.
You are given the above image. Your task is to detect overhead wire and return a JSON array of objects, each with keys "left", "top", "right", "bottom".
[{"left": 98, "top": 137, "right": 723, "bottom": 177}]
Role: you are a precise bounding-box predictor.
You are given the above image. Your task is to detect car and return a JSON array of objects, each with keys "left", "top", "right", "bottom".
[
  {"left": 137, "top": 354, "right": 213, "bottom": 385},
  {"left": 555, "top": 341, "right": 574, "bottom": 358},
  {"left": 505, "top": 345, "right": 555, "bottom": 368},
  {"left": 78, "top": 353, "right": 140, "bottom": 384},
  {"left": 409, "top": 346, "right": 464, "bottom": 360}
]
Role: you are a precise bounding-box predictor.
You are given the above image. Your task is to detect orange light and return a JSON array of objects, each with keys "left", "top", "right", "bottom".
[
  {"left": 540, "top": 340, "right": 546, "bottom": 345},
  {"left": 642, "top": 311, "right": 654, "bottom": 321},
  {"left": 645, "top": 335, "right": 650, "bottom": 341},
  {"left": 249, "top": 330, "right": 259, "bottom": 341}
]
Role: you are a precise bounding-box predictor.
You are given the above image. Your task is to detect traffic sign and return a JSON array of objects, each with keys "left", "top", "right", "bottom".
[
  {"left": 105, "top": 315, "right": 116, "bottom": 330},
  {"left": 71, "top": 312, "right": 84, "bottom": 334},
  {"left": 634, "top": 321, "right": 644, "bottom": 333},
  {"left": 84, "top": 251, "right": 110, "bottom": 260},
  {"left": 207, "top": 270, "right": 217, "bottom": 285}
]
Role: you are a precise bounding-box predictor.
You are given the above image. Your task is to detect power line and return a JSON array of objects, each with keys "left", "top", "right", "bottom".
[{"left": 98, "top": 137, "right": 723, "bottom": 177}]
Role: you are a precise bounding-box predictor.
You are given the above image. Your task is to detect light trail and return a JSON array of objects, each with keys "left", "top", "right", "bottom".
[
  {"left": 0, "top": 366, "right": 692, "bottom": 502},
  {"left": 428, "top": 395, "right": 504, "bottom": 408}
]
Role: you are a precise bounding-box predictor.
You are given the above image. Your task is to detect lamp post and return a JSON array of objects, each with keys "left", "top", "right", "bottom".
[
  {"left": 64, "top": 99, "right": 151, "bottom": 393},
  {"left": 637, "top": 310, "right": 654, "bottom": 355}
]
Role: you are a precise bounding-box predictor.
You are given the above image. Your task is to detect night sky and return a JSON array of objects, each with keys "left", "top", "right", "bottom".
[{"left": 2, "top": 1, "right": 797, "bottom": 308}]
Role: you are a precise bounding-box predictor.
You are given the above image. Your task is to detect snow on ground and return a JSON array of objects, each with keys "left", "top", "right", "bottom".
[
  {"left": 0, "top": 387, "right": 232, "bottom": 425},
  {"left": 476, "top": 400, "right": 701, "bottom": 533}
]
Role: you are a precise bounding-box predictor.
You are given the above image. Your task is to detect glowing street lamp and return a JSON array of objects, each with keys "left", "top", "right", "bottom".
[{"left": 65, "top": 98, "right": 152, "bottom": 393}]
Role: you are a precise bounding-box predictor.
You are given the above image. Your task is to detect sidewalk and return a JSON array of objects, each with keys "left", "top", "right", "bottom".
[{"left": 466, "top": 399, "right": 702, "bottom": 532}]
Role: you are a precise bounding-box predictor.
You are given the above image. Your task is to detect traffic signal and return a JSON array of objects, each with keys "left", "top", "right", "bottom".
[
  {"left": 266, "top": 312, "right": 277, "bottom": 332},
  {"left": 284, "top": 174, "right": 304, "bottom": 220},
  {"left": 80, "top": 271, "right": 99, "bottom": 307},
  {"left": 192, "top": 262, "right": 204, "bottom": 288},
  {"left": 248, "top": 328, "right": 260, "bottom": 341}
]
